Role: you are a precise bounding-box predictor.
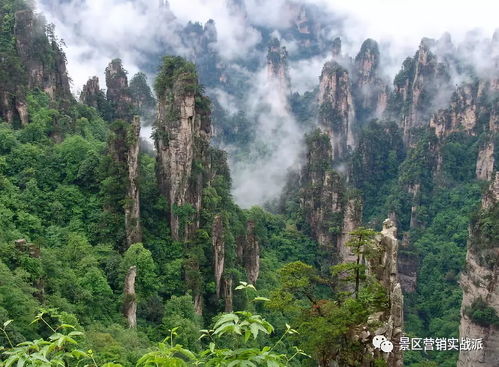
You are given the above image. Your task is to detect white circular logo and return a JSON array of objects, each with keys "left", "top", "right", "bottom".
[
  {"left": 373, "top": 335, "right": 387, "bottom": 349},
  {"left": 380, "top": 340, "right": 394, "bottom": 353}
]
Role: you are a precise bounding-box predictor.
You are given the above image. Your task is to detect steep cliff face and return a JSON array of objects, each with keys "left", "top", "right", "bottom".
[
  {"left": 234, "top": 219, "right": 261, "bottom": 287},
  {"left": 300, "top": 130, "right": 344, "bottom": 262},
  {"left": 341, "top": 219, "right": 404, "bottom": 367},
  {"left": 243, "top": 221, "right": 260, "bottom": 285},
  {"left": 212, "top": 214, "right": 224, "bottom": 298},
  {"left": 298, "top": 129, "right": 363, "bottom": 265},
  {"left": 458, "top": 173, "right": 499, "bottom": 367},
  {"left": 352, "top": 39, "right": 389, "bottom": 122},
  {"left": 388, "top": 38, "right": 451, "bottom": 142},
  {"left": 476, "top": 141, "right": 496, "bottom": 181},
  {"left": 154, "top": 57, "right": 243, "bottom": 314},
  {"left": 267, "top": 38, "right": 290, "bottom": 93},
  {"left": 125, "top": 116, "right": 142, "bottom": 247},
  {"left": 337, "top": 197, "right": 363, "bottom": 263},
  {"left": 80, "top": 76, "right": 111, "bottom": 118},
  {"left": 367, "top": 219, "right": 404, "bottom": 367},
  {"left": 0, "top": 7, "right": 72, "bottom": 126},
  {"left": 15, "top": 10, "right": 72, "bottom": 102},
  {"left": 80, "top": 77, "right": 101, "bottom": 109},
  {"left": 154, "top": 58, "right": 211, "bottom": 242},
  {"left": 106, "top": 59, "right": 135, "bottom": 121},
  {"left": 100, "top": 60, "right": 142, "bottom": 249},
  {"left": 318, "top": 61, "right": 355, "bottom": 160},
  {"left": 429, "top": 78, "right": 498, "bottom": 180},
  {"left": 429, "top": 83, "right": 480, "bottom": 138},
  {"left": 123, "top": 266, "right": 137, "bottom": 328}
]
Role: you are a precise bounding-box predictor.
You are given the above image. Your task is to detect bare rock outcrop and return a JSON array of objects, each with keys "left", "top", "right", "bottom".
[
  {"left": 347, "top": 219, "right": 404, "bottom": 367},
  {"left": 476, "top": 141, "right": 496, "bottom": 181},
  {"left": 125, "top": 116, "right": 142, "bottom": 247},
  {"left": 123, "top": 266, "right": 137, "bottom": 328},
  {"left": 244, "top": 221, "right": 260, "bottom": 285},
  {"left": 80, "top": 77, "right": 102, "bottom": 109},
  {"left": 352, "top": 39, "right": 389, "bottom": 121},
  {"left": 371, "top": 219, "right": 404, "bottom": 367},
  {"left": 337, "top": 197, "right": 362, "bottom": 263},
  {"left": 267, "top": 38, "right": 290, "bottom": 94},
  {"left": 212, "top": 214, "right": 224, "bottom": 298},
  {"left": 154, "top": 64, "right": 211, "bottom": 241},
  {"left": 106, "top": 59, "right": 134, "bottom": 120},
  {"left": 300, "top": 130, "right": 345, "bottom": 264},
  {"left": 458, "top": 173, "right": 499, "bottom": 367},
  {"left": 318, "top": 61, "right": 355, "bottom": 160},
  {"left": 388, "top": 38, "right": 451, "bottom": 142},
  {"left": 103, "top": 60, "right": 142, "bottom": 249},
  {"left": 298, "top": 129, "right": 364, "bottom": 266},
  {"left": 0, "top": 9, "right": 72, "bottom": 126},
  {"left": 14, "top": 10, "right": 71, "bottom": 102}
]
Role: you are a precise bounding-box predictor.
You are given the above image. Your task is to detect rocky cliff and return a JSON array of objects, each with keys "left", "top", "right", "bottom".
[
  {"left": 92, "top": 60, "right": 142, "bottom": 249},
  {"left": 0, "top": 7, "right": 72, "bottom": 126},
  {"left": 318, "top": 61, "right": 355, "bottom": 160},
  {"left": 106, "top": 59, "right": 135, "bottom": 121},
  {"left": 430, "top": 78, "right": 498, "bottom": 180},
  {"left": 367, "top": 219, "right": 404, "bottom": 367},
  {"left": 317, "top": 38, "right": 391, "bottom": 161},
  {"left": 344, "top": 219, "right": 404, "bottom": 367},
  {"left": 388, "top": 38, "right": 451, "bottom": 142},
  {"left": 267, "top": 38, "right": 290, "bottom": 94},
  {"left": 123, "top": 266, "right": 137, "bottom": 328},
  {"left": 352, "top": 39, "right": 389, "bottom": 122},
  {"left": 298, "top": 129, "right": 363, "bottom": 266},
  {"left": 154, "top": 57, "right": 248, "bottom": 314},
  {"left": 80, "top": 76, "right": 111, "bottom": 119},
  {"left": 154, "top": 58, "right": 211, "bottom": 242},
  {"left": 458, "top": 173, "right": 499, "bottom": 367}
]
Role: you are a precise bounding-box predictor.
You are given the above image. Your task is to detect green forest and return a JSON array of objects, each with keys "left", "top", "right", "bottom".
[{"left": 0, "top": 0, "right": 498, "bottom": 366}]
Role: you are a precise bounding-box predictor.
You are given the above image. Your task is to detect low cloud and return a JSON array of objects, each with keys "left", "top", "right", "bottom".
[
  {"left": 229, "top": 67, "right": 304, "bottom": 208},
  {"left": 35, "top": 0, "right": 499, "bottom": 208}
]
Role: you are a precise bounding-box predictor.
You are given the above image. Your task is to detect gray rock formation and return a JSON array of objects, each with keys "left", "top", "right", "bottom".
[
  {"left": 212, "top": 214, "right": 224, "bottom": 298},
  {"left": 123, "top": 266, "right": 137, "bottom": 328},
  {"left": 154, "top": 63, "right": 211, "bottom": 242},
  {"left": 388, "top": 38, "right": 451, "bottom": 142},
  {"left": 0, "top": 9, "right": 72, "bottom": 126},
  {"left": 458, "top": 173, "right": 499, "bottom": 367},
  {"left": 369, "top": 219, "right": 404, "bottom": 367},
  {"left": 125, "top": 116, "right": 142, "bottom": 247},
  {"left": 352, "top": 39, "right": 389, "bottom": 121},
  {"left": 318, "top": 61, "right": 355, "bottom": 160},
  {"left": 267, "top": 38, "right": 290, "bottom": 93}
]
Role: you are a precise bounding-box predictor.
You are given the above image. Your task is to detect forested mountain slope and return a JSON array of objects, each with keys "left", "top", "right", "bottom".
[{"left": 0, "top": 1, "right": 497, "bottom": 367}]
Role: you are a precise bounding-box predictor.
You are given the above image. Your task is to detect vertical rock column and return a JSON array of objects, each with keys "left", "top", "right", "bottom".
[
  {"left": 369, "top": 219, "right": 404, "bottom": 367},
  {"left": 244, "top": 221, "right": 260, "bottom": 285},
  {"left": 125, "top": 116, "right": 142, "bottom": 246},
  {"left": 104, "top": 59, "right": 142, "bottom": 249},
  {"left": 458, "top": 173, "right": 499, "bottom": 367},
  {"left": 266, "top": 37, "right": 290, "bottom": 94},
  {"left": 154, "top": 62, "right": 210, "bottom": 242},
  {"left": 299, "top": 130, "right": 346, "bottom": 265},
  {"left": 352, "top": 38, "right": 389, "bottom": 121},
  {"left": 318, "top": 61, "right": 355, "bottom": 160},
  {"left": 154, "top": 58, "right": 211, "bottom": 314},
  {"left": 123, "top": 266, "right": 137, "bottom": 328},
  {"left": 212, "top": 215, "right": 224, "bottom": 298}
]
